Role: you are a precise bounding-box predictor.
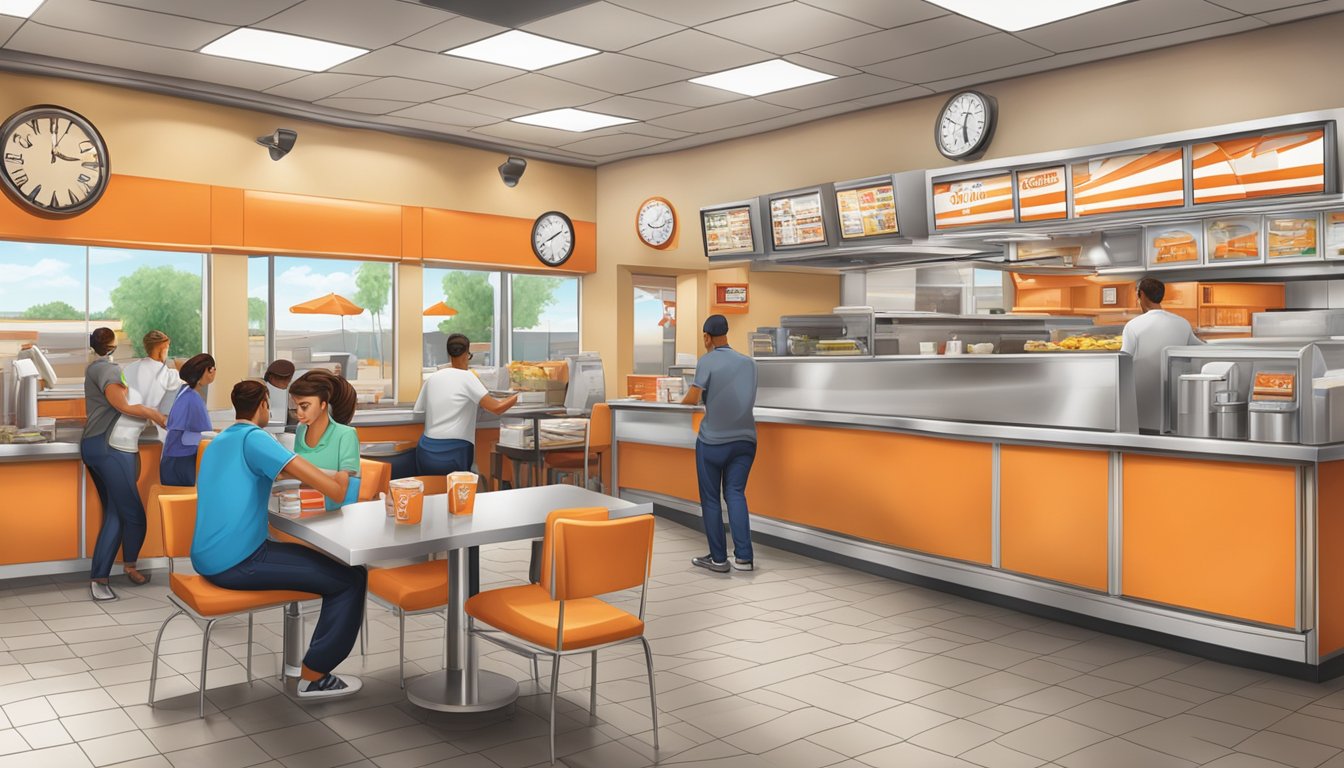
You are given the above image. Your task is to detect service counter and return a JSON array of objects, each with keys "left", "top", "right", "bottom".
[{"left": 610, "top": 357, "right": 1344, "bottom": 678}]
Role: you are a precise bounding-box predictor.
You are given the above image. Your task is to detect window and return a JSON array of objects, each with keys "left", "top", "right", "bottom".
[
  {"left": 632, "top": 275, "right": 675, "bottom": 375},
  {"left": 247, "top": 256, "right": 270, "bottom": 378},
  {"left": 423, "top": 267, "right": 500, "bottom": 368},
  {"left": 0, "top": 241, "right": 88, "bottom": 387},
  {"left": 511, "top": 274, "right": 579, "bottom": 363},
  {"left": 272, "top": 257, "right": 393, "bottom": 397},
  {"left": 973, "top": 269, "right": 1007, "bottom": 314},
  {"left": 91, "top": 247, "right": 205, "bottom": 360}
]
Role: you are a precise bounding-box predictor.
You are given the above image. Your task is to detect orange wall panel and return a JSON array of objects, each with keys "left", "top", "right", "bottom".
[
  {"left": 355, "top": 424, "right": 423, "bottom": 443},
  {"left": 402, "top": 206, "right": 423, "bottom": 263},
  {"left": 422, "top": 208, "right": 595, "bottom": 273},
  {"left": 242, "top": 190, "right": 403, "bottom": 259},
  {"left": 1318, "top": 461, "right": 1344, "bottom": 656},
  {"left": 1122, "top": 454, "right": 1296, "bottom": 627},
  {"left": 0, "top": 461, "right": 80, "bottom": 564},
  {"left": 1000, "top": 446, "right": 1109, "bottom": 591},
  {"left": 0, "top": 175, "right": 212, "bottom": 249},
  {"left": 210, "top": 185, "right": 244, "bottom": 247},
  {"left": 37, "top": 398, "right": 86, "bottom": 419}
]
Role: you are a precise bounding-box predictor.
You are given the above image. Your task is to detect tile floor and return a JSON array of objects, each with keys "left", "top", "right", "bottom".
[{"left": 1, "top": 515, "right": 1344, "bottom": 767}]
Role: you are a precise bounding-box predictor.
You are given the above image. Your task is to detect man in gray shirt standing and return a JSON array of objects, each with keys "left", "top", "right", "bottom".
[{"left": 681, "top": 314, "right": 758, "bottom": 573}]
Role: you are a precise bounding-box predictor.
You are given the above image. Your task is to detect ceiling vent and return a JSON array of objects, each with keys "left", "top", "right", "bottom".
[{"left": 417, "top": 0, "right": 598, "bottom": 27}]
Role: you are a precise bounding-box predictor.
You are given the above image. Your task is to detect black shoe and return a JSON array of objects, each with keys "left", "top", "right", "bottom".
[
  {"left": 692, "top": 555, "right": 729, "bottom": 573},
  {"left": 731, "top": 558, "right": 754, "bottom": 572},
  {"left": 297, "top": 673, "right": 362, "bottom": 699}
]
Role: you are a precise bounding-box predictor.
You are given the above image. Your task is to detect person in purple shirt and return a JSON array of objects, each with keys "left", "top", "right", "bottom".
[{"left": 160, "top": 354, "right": 216, "bottom": 487}]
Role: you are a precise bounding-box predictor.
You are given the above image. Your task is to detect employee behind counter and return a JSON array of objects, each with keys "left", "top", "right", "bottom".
[{"left": 1122, "top": 276, "right": 1203, "bottom": 434}]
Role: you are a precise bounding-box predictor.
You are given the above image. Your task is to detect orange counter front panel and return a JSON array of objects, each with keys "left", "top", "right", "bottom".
[
  {"left": 1318, "top": 461, "right": 1344, "bottom": 656},
  {"left": 1000, "top": 446, "right": 1109, "bottom": 591},
  {"left": 1122, "top": 454, "right": 1296, "bottom": 628},
  {"left": 0, "top": 460, "right": 81, "bottom": 564},
  {"left": 617, "top": 443, "right": 698, "bottom": 501},
  {"left": 85, "top": 442, "right": 166, "bottom": 560}
]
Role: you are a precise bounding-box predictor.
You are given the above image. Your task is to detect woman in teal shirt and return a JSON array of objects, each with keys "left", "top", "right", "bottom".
[{"left": 289, "top": 370, "right": 361, "bottom": 509}]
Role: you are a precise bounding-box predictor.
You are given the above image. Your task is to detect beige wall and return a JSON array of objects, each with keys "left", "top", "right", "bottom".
[{"left": 586, "top": 13, "right": 1344, "bottom": 392}]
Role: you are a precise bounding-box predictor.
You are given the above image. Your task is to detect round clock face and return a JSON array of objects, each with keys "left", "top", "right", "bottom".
[
  {"left": 531, "top": 211, "right": 575, "bottom": 267},
  {"left": 636, "top": 197, "right": 676, "bottom": 249},
  {"left": 1, "top": 105, "right": 109, "bottom": 216},
  {"left": 935, "top": 90, "right": 996, "bottom": 160}
]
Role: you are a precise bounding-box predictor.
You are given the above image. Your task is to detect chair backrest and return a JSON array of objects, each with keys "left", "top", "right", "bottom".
[
  {"left": 539, "top": 507, "right": 608, "bottom": 596},
  {"left": 359, "top": 459, "right": 390, "bottom": 502},
  {"left": 159, "top": 493, "right": 200, "bottom": 563},
  {"left": 587, "top": 403, "right": 612, "bottom": 452},
  {"left": 412, "top": 475, "right": 448, "bottom": 495},
  {"left": 553, "top": 515, "right": 654, "bottom": 602}
]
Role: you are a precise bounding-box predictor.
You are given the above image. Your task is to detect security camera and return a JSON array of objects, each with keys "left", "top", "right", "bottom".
[
  {"left": 256, "top": 128, "right": 298, "bottom": 161},
  {"left": 498, "top": 156, "right": 527, "bottom": 187}
]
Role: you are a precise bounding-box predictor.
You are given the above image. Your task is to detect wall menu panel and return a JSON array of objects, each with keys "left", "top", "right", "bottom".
[
  {"left": 1191, "top": 127, "right": 1326, "bottom": 204},
  {"left": 1016, "top": 166, "right": 1067, "bottom": 221},
  {"left": 769, "top": 190, "right": 827, "bottom": 248},
  {"left": 702, "top": 205, "right": 757, "bottom": 256},
  {"left": 836, "top": 182, "right": 898, "bottom": 238},
  {"left": 1072, "top": 147, "right": 1185, "bottom": 217},
  {"left": 932, "top": 173, "right": 1014, "bottom": 229}
]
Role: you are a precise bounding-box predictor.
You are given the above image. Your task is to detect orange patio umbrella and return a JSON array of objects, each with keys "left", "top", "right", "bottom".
[
  {"left": 423, "top": 301, "right": 458, "bottom": 317},
  {"left": 290, "top": 292, "right": 363, "bottom": 350}
]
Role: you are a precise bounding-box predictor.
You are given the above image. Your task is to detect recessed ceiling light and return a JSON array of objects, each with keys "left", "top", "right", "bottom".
[
  {"left": 445, "top": 30, "right": 597, "bottom": 71},
  {"left": 200, "top": 28, "right": 368, "bottom": 72},
  {"left": 689, "top": 59, "right": 835, "bottom": 97},
  {"left": 512, "top": 108, "right": 635, "bottom": 132},
  {"left": 0, "top": 0, "right": 43, "bottom": 18},
  {"left": 924, "top": 0, "right": 1129, "bottom": 31}
]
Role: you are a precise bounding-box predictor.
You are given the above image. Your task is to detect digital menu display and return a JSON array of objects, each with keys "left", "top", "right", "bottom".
[
  {"left": 769, "top": 191, "right": 827, "bottom": 248},
  {"left": 1191, "top": 127, "right": 1326, "bottom": 205},
  {"left": 835, "top": 182, "right": 898, "bottom": 239},
  {"left": 1265, "top": 214, "right": 1319, "bottom": 260},
  {"left": 701, "top": 205, "right": 756, "bottom": 256},
  {"left": 1072, "top": 147, "right": 1184, "bottom": 217},
  {"left": 931, "top": 173, "right": 1013, "bottom": 229},
  {"left": 1016, "top": 166, "right": 1067, "bottom": 221}
]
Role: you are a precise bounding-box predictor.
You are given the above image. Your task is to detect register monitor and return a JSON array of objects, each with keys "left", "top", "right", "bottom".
[{"left": 564, "top": 354, "right": 605, "bottom": 413}]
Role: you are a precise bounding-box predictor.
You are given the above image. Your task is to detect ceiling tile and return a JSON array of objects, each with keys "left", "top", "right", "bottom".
[
  {"left": 471, "top": 119, "right": 611, "bottom": 146},
  {"left": 1254, "top": 0, "right": 1344, "bottom": 21},
  {"left": 756, "top": 73, "right": 910, "bottom": 109},
  {"left": 781, "top": 53, "right": 860, "bottom": 77},
  {"left": 849, "top": 83, "right": 934, "bottom": 108},
  {"left": 606, "top": 0, "right": 789, "bottom": 26},
  {"left": 1017, "top": 0, "right": 1240, "bottom": 53},
  {"left": 316, "top": 97, "right": 418, "bottom": 114},
  {"left": 398, "top": 15, "right": 505, "bottom": 52},
  {"left": 389, "top": 102, "right": 498, "bottom": 126},
  {"left": 5, "top": 22, "right": 305, "bottom": 91},
  {"left": 540, "top": 52, "right": 692, "bottom": 93},
  {"left": 264, "top": 72, "right": 377, "bottom": 100},
  {"left": 257, "top": 0, "right": 451, "bottom": 49},
  {"left": 433, "top": 93, "right": 534, "bottom": 118},
  {"left": 699, "top": 3, "right": 881, "bottom": 55},
  {"left": 0, "top": 16, "right": 23, "bottom": 46},
  {"left": 522, "top": 2, "right": 683, "bottom": 51},
  {"left": 333, "top": 76, "right": 462, "bottom": 101},
  {"left": 580, "top": 95, "right": 690, "bottom": 120},
  {"left": 470, "top": 73, "right": 610, "bottom": 110},
  {"left": 1207, "top": 0, "right": 1315, "bottom": 11},
  {"left": 622, "top": 30, "right": 770, "bottom": 73},
  {"left": 864, "top": 33, "right": 1051, "bottom": 83},
  {"left": 623, "top": 123, "right": 692, "bottom": 139},
  {"left": 33, "top": 0, "right": 232, "bottom": 50},
  {"left": 649, "top": 99, "right": 794, "bottom": 132},
  {"left": 92, "top": 0, "right": 301, "bottom": 26},
  {"left": 805, "top": 14, "right": 994, "bottom": 67},
  {"left": 627, "top": 81, "right": 744, "bottom": 107},
  {"left": 798, "top": 0, "right": 948, "bottom": 28},
  {"left": 334, "top": 46, "right": 520, "bottom": 89},
  {"left": 378, "top": 115, "right": 474, "bottom": 137},
  {"left": 561, "top": 133, "right": 668, "bottom": 156}
]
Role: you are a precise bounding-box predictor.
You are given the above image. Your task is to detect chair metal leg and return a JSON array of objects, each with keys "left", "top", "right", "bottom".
[
  {"left": 444, "top": 611, "right": 450, "bottom": 669},
  {"left": 360, "top": 606, "right": 368, "bottom": 656},
  {"left": 148, "top": 608, "right": 184, "bottom": 707},
  {"left": 531, "top": 655, "right": 540, "bottom": 685},
  {"left": 246, "top": 614, "right": 254, "bottom": 684},
  {"left": 640, "top": 636, "right": 659, "bottom": 751},
  {"left": 199, "top": 619, "right": 217, "bottom": 719},
  {"left": 549, "top": 653, "right": 561, "bottom": 765},
  {"left": 589, "top": 651, "right": 598, "bottom": 719},
  {"left": 398, "top": 609, "right": 406, "bottom": 689}
]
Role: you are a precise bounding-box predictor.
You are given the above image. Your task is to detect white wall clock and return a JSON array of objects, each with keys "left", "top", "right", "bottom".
[
  {"left": 935, "top": 90, "right": 997, "bottom": 161},
  {"left": 1, "top": 104, "right": 110, "bottom": 216},
  {"left": 636, "top": 196, "right": 676, "bottom": 249},
  {"left": 531, "top": 211, "right": 575, "bottom": 267}
]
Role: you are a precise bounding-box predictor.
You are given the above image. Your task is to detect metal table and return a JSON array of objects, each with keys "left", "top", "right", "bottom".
[
  {"left": 268, "top": 484, "right": 651, "bottom": 713},
  {"left": 494, "top": 406, "right": 586, "bottom": 488}
]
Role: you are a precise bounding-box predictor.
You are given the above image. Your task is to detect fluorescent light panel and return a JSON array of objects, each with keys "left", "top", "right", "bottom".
[
  {"left": 201, "top": 28, "right": 367, "bottom": 72},
  {"left": 924, "top": 0, "right": 1129, "bottom": 31},
  {"left": 512, "top": 108, "right": 634, "bottom": 132},
  {"left": 690, "top": 59, "right": 834, "bottom": 97},
  {"left": 0, "top": 0, "right": 43, "bottom": 18},
  {"left": 445, "top": 30, "right": 597, "bottom": 71}
]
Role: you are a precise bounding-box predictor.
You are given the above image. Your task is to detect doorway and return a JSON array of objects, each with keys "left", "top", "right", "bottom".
[{"left": 632, "top": 274, "right": 677, "bottom": 375}]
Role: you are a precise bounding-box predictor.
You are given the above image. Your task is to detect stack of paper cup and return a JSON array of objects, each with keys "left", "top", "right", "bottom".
[{"left": 448, "top": 472, "right": 478, "bottom": 515}]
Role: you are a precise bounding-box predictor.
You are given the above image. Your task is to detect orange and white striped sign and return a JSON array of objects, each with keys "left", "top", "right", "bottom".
[
  {"left": 1191, "top": 128, "right": 1325, "bottom": 204},
  {"left": 1072, "top": 147, "right": 1184, "bottom": 217},
  {"left": 1017, "top": 166, "right": 1066, "bottom": 221},
  {"left": 932, "top": 173, "right": 1013, "bottom": 229}
]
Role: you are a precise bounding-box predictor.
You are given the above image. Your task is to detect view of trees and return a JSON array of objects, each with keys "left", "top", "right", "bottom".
[
  {"left": 355, "top": 262, "right": 391, "bottom": 374},
  {"left": 248, "top": 297, "right": 267, "bottom": 334},
  {"left": 435, "top": 272, "right": 558, "bottom": 344},
  {"left": 107, "top": 265, "right": 203, "bottom": 357},
  {"left": 22, "top": 301, "right": 82, "bottom": 320}
]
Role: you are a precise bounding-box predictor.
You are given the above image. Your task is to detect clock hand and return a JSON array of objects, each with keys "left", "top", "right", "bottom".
[
  {"left": 545, "top": 230, "right": 563, "bottom": 244},
  {"left": 53, "top": 150, "right": 81, "bottom": 162}
]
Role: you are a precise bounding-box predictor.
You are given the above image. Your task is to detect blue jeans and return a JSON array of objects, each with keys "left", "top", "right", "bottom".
[
  {"left": 206, "top": 539, "right": 367, "bottom": 675},
  {"left": 159, "top": 454, "right": 196, "bottom": 487},
  {"left": 414, "top": 435, "right": 480, "bottom": 595},
  {"left": 83, "top": 436, "right": 146, "bottom": 579},
  {"left": 695, "top": 439, "right": 756, "bottom": 563}
]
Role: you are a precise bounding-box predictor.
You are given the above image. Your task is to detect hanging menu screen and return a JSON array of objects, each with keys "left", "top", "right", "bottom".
[
  {"left": 1191, "top": 127, "right": 1326, "bottom": 205},
  {"left": 769, "top": 191, "right": 827, "bottom": 248},
  {"left": 701, "top": 205, "right": 757, "bottom": 256},
  {"left": 835, "top": 182, "right": 899, "bottom": 239}
]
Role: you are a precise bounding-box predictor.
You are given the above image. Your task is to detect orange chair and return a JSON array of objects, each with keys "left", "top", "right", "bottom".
[
  {"left": 149, "top": 494, "right": 319, "bottom": 717},
  {"left": 467, "top": 507, "right": 658, "bottom": 764},
  {"left": 544, "top": 403, "right": 611, "bottom": 492}
]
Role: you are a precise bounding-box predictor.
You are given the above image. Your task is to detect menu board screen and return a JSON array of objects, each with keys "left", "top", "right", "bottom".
[
  {"left": 701, "top": 205, "right": 756, "bottom": 256},
  {"left": 931, "top": 173, "right": 1013, "bottom": 229},
  {"left": 1072, "top": 147, "right": 1184, "bottom": 217},
  {"left": 769, "top": 191, "right": 827, "bottom": 248},
  {"left": 1192, "top": 127, "right": 1326, "bottom": 205},
  {"left": 1265, "top": 214, "right": 1319, "bottom": 260},
  {"left": 835, "top": 182, "right": 898, "bottom": 239},
  {"left": 1016, "top": 166, "right": 1067, "bottom": 221}
]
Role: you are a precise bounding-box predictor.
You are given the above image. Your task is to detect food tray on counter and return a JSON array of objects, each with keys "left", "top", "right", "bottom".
[{"left": 1026, "top": 335, "right": 1122, "bottom": 352}]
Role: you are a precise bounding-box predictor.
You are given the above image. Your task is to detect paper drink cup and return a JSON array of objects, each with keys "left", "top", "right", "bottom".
[
  {"left": 389, "top": 478, "right": 425, "bottom": 525},
  {"left": 448, "top": 472, "right": 478, "bottom": 515}
]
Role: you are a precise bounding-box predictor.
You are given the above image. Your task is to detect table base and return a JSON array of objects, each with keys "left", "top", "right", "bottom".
[{"left": 406, "top": 669, "right": 519, "bottom": 713}]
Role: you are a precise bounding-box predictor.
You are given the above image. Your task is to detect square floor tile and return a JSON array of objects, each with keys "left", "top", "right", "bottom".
[{"left": 994, "top": 716, "right": 1109, "bottom": 761}]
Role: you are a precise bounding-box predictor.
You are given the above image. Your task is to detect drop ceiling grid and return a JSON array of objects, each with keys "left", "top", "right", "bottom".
[{"left": 0, "top": 0, "right": 1336, "bottom": 165}]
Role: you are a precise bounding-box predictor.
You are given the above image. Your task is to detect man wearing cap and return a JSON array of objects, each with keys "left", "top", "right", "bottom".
[
  {"left": 263, "top": 360, "right": 296, "bottom": 432},
  {"left": 682, "top": 314, "right": 758, "bottom": 573}
]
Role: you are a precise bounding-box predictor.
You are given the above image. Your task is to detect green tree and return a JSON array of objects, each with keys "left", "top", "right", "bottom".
[
  {"left": 22, "top": 300, "right": 82, "bottom": 320},
  {"left": 435, "top": 273, "right": 559, "bottom": 361},
  {"left": 512, "top": 275, "right": 561, "bottom": 331},
  {"left": 109, "top": 265, "right": 202, "bottom": 357},
  {"left": 247, "top": 297, "right": 267, "bottom": 334},
  {"left": 354, "top": 262, "right": 391, "bottom": 375}
]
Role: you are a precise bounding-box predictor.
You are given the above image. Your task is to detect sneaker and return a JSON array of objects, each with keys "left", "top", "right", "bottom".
[
  {"left": 731, "top": 559, "right": 754, "bottom": 572},
  {"left": 691, "top": 555, "right": 729, "bottom": 573},
  {"left": 90, "top": 581, "right": 117, "bottom": 602},
  {"left": 297, "top": 673, "right": 362, "bottom": 699}
]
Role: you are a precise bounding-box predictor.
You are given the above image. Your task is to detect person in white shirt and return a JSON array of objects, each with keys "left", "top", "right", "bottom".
[
  {"left": 121, "top": 330, "right": 183, "bottom": 442},
  {"left": 1122, "top": 277, "right": 1202, "bottom": 433},
  {"left": 413, "top": 333, "right": 518, "bottom": 476}
]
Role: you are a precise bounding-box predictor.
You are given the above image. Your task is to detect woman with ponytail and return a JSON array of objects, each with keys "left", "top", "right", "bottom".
[
  {"left": 160, "top": 353, "right": 216, "bottom": 486},
  {"left": 290, "top": 369, "right": 361, "bottom": 510}
]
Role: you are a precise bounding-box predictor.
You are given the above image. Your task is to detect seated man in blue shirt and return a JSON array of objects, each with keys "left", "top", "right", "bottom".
[{"left": 192, "top": 380, "right": 368, "bottom": 699}]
